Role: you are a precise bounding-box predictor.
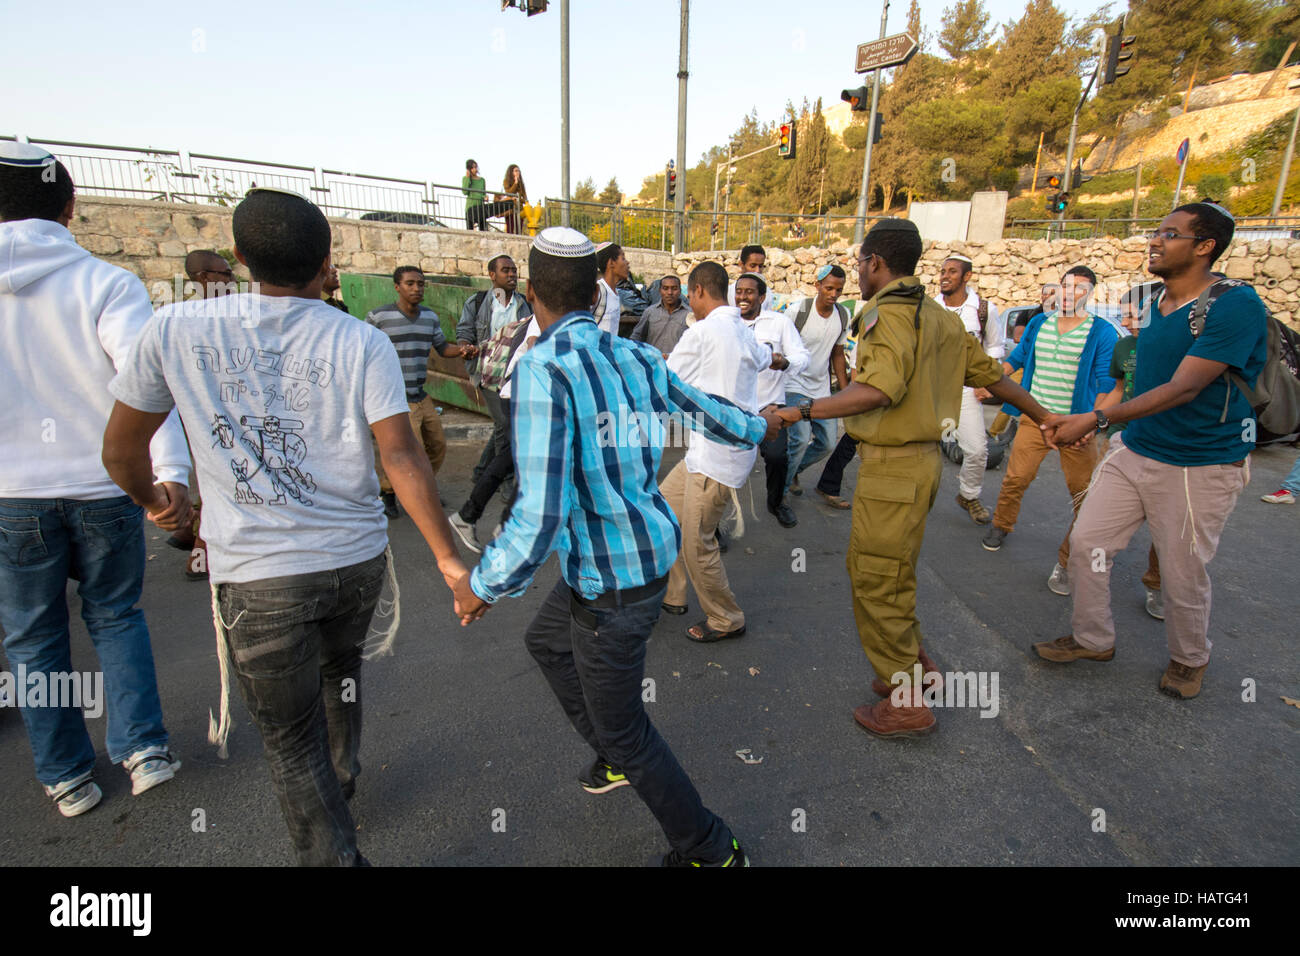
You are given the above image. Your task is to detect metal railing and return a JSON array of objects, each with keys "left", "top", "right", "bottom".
[
  {"left": 1008, "top": 216, "right": 1300, "bottom": 240},
  {"left": 0, "top": 135, "right": 524, "bottom": 232}
]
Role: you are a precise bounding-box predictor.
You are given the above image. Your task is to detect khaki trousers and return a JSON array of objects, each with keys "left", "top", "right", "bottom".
[
  {"left": 661, "top": 461, "right": 744, "bottom": 633},
  {"left": 848, "top": 442, "right": 943, "bottom": 683},
  {"left": 991, "top": 414, "right": 1098, "bottom": 568},
  {"left": 1069, "top": 433, "right": 1248, "bottom": 667},
  {"left": 374, "top": 395, "right": 446, "bottom": 492}
]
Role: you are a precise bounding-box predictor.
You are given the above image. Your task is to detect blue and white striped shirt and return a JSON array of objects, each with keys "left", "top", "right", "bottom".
[{"left": 470, "top": 311, "right": 767, "bottom": 603}]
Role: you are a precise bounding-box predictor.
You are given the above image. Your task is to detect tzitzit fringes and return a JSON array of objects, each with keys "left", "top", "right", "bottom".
[
  {"left": 361, "top": 544, "right": 400, "bottom": 660},
  {"left": 1180, "top": 467, "right": 1201, "bottom": 557},
  {"left": 206, "top": 583, "right": 234, "bottom": 759},
  {"left": 1070, "top": 436, "right": 1125, "bottom": 513},
  {"left": 726, "top": 484, "right": 747, "bottom": 539}
]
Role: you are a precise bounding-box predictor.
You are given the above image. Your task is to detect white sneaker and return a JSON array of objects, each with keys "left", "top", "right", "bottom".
[
  {"left": 1261, "top": 489, "right": 1295, "bottom": 504},
  {"left": 1145, "top": 587, "right": 1165, "bottom": 621},
  {"left": 1047, "top": 562, "right": 1071, "bottom": 596},
  {"left": 450, "top": 513, "right": 482, "bottom": 553},
  {"left": 124, "top": 748, "right": 180, "bottom": 796},
  {"left": 44, "top": 773, "right": 103, "bottom": 818}
]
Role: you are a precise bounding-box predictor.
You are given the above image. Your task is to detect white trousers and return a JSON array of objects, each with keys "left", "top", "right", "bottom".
[{"left": 956, "top": 386, "right": 988, "bottom": 499}]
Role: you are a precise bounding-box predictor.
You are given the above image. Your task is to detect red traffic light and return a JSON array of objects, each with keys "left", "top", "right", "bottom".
[{"left": 1047, "top": 175, "right": 1062, "bottom": 189}]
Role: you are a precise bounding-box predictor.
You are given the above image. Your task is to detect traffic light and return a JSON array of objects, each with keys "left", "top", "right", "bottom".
[
  {"left": 1102, "top": 32, "right": 1135, "bottom": 85},
  {"left": 1071, "top": 162, "right": 1092, "bottom": 190},
  {"left": 872, "top": 113, "right": 884, "bottom": 145},
  {"left": 1048, "top": 193, "right": 1069, "bottom": 214},
  {"left": 1046, "top": 174, "right": 1062, "bottom": 190},
  {"left": 667, "top": 162, "right": 677, "bottom": 203},
  {"left": 779, "top": 121, "right": 797, "bottom": 160},
  {"left": 841, "top": 86, "right": 870, "bottom": 112}
]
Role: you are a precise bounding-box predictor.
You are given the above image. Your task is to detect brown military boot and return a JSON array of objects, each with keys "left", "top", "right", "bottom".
[
  {"left": 1159, "top": 660, "right": 1208, "bottom": 699},
  {"left": 1033, "top": 634, "right": 1114, "bottom": 663},
  {"left": 871, "top": 648, "right": 945, "bottom": 697},
  {"left": 853, "top": 695, "right": 936, "bottom": 738}
]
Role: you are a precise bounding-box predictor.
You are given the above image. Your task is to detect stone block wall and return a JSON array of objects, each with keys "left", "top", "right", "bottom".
[
  {"left": 69, "top": 197, "right": 672, "bottom": 292},
  {"left": 672, "top": 236, "right": 1300, "bottom": 329}
]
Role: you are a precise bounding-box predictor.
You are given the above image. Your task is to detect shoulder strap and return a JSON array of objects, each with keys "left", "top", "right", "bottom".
[
  {"left": 793, "top": 297, "right": 813, "bottom": 334},
  {"left": 835, "top": 302, "right": 849, "bottom": 337}
]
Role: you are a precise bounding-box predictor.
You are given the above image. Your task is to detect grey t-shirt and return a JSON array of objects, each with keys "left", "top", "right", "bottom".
[{"left": 109, "top": 293, "right": 410, "bottom": 584}]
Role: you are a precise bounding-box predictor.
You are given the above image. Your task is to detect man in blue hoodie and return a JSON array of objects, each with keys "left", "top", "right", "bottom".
[
  {"left": 0, "top": 143, "right": 191, "bottom": 818},
  {"left": 981, "top": 266, "right": 1118, "bottom": 589}
]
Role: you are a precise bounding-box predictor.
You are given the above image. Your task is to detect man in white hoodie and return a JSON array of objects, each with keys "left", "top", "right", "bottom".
[{"left": 0, "top": 143, "right": 190, "bottom": 818}]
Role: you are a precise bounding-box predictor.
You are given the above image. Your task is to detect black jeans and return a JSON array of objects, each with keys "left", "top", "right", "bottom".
[
  {"left": 759, "top": 430, "right": 788, "bottom": 513},
  {"left": 217, "top": 552, "right": 387, "bottom": 866},
  {"left": 473, "top": 389, "right": 512, "bottom": 485},
  {"left": 462, "top": 440, "right": 515, "bottom": 524},
  {"left": 524, "top": 576, "right": 734, "bottom": 861},
  {"left": 816, "top": 432, "right": 858, "bottom": 497}
]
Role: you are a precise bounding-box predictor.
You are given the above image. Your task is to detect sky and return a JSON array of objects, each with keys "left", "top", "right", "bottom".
[{"left": 2, "top": 0, "right": 1115, "bottom": 202}]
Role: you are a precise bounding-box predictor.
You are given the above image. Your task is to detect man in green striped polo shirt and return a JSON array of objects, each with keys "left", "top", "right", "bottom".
[{"left": 982, "top": 267, "right": 1119, "bottom": 582}]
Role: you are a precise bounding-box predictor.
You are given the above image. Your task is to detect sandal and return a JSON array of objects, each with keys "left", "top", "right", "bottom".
[
  {"left": 661, "top": 602, "right": 688, "bottom": 615},
  {"left": 815, "top": 490, "right": 851, "bottom": 510},
  {"left": 686, "top": 621, "right": 746, "bottom": 643}
]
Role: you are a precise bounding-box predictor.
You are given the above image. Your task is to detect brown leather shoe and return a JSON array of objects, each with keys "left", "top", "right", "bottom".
[
  {"left": 1159, "top": 660, "right": 1208, "bottom": 699},
  {"left": 854, "top": 696, "right": 936, "bottom": 738},
  {"left": 871, "top": 647, "right": 945, "bottom": 697},
  {"left": 1033, "top": 634, "right": 1114, "bottom": 663}
]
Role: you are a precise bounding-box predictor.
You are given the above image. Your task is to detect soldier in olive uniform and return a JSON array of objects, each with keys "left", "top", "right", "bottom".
[{"left": 772, "top": 219, "right": 1053, "bottom": 738}]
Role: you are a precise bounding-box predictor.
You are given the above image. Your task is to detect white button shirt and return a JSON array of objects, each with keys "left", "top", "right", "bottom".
[
  {"left": 668, "top": 305, "right": 771, "bottom": 488},
  {"left": 595, "top": 278, "right": 620, "bottom": 335},
  {"left": 743, "top": 309, "right": 811, "bottom": 408}
]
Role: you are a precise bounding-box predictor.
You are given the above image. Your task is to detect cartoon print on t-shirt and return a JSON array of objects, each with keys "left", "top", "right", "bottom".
[
  {"left": 237, "top": 414, "right": 316, "bottom": 507},
  {"left": 211, "top": 413, "right": 235, "bottom": 450},
  {"left": 230, "top": 459, "right": 264, "bottom": 504}
]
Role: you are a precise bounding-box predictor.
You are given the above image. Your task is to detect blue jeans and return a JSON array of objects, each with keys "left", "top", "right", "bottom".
[
  {"left": 1282, "top": 454, "right": 1300, "bottom": 495},
  {"left": 784, "top": 390, "right": 835, "bottom": 495},
  {"left": 217, "top": 552, "right": 387, "bottom": 866},
  {"left": 0, "top": 497, "right": 167, "bottom": 787},
  {"left": 524, "top": 576, "right": 735, "bottom": 862}
]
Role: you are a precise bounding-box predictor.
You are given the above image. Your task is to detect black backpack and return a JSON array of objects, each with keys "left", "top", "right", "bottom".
[{"left": 1173, "top": 277, "right": 1300, "bottom": 440}]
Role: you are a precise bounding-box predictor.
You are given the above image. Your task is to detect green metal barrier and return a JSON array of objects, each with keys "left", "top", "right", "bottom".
[{"left": 338, "top": 272, "right": 492, "bottom": 415}]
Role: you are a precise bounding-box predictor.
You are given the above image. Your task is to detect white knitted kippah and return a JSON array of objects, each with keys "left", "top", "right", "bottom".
[
  {"left": 534, "top": 226, "right": 596, "bottom": 258},
  {"left": 0, "top": 141, "right": 54, "bottom": 167},
  {"left": 944, "top": 253, "right": 974, "bottom": 266}
]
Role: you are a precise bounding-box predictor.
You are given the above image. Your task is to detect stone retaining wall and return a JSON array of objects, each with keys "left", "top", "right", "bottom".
[
  {"left": 69, "top": 197, "right": 673, "bottom": 290},
  {"left": 673, "top": 237, "right": 1300, "bottom": 328}
]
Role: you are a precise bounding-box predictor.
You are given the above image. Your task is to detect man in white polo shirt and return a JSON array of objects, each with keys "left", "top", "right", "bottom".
[
  {"left": 661, "top": 261, "right": 772, "bottom": 643},
  {"left": 936, "top": 254, "right": 1003, "bottom": 524},
  {"left": 734, "top": 272, "right": 809, "bottom": 528}
]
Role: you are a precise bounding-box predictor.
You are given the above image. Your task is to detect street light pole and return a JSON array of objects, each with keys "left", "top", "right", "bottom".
[
  {"left": 1271, "top": 104, "right": 1299, "bottom": 222},
  {"left": 852, "top": 0, "right": 889, "bottom": 247},
  {"left": 560, "top": 0, "right": 571, "bottom": 227},
  {"left": 674, "top": 0, "right": 689, "bottom": 252}
]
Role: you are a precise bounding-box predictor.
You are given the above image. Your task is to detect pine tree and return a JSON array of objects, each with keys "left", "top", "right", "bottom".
[{"left": 938, "top": 0, "right": 992, "bottom": 59}]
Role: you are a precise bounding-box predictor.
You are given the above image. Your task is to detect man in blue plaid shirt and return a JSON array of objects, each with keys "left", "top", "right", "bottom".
[{"left": 454, "top": 227, "right": 781, "bottom": 866}]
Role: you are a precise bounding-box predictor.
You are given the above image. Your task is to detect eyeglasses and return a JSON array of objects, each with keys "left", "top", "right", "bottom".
[{"left": 1146, "top": 229, "right": 1209, "bottom": 242}]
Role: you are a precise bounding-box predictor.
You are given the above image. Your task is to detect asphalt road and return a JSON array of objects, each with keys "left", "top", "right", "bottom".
[{"left": 2, "top": 431, "right": 1297, "bottom": 867}]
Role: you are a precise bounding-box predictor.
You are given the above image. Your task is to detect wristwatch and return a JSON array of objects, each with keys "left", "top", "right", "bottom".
[
  {"left": 799, "top": 398, "right": 814, "bottom": 422},
  {"left": 1094, "top": 409, "right": 1110, "bottom": 431}
]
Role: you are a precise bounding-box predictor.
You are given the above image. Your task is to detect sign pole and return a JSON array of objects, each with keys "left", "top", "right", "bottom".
[
  {"left": 1172, "top": 137, "right": 1190, "bottom": 213},
  {"left": 852, "top": 1, "right": 890, "bottom": 246}
]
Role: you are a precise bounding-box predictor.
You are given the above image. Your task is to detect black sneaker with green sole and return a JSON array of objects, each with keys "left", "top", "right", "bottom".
[
  {"left": 659, "top": 836, "right": 750, "bottom": 867},
  {"left": 579, "top": 758, "right": 630, "bottom": 794}
]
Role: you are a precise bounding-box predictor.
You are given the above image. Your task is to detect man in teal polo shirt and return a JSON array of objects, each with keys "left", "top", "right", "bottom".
[{"left": 1037, "top": 203, "right": 1267, "bottom": 700}]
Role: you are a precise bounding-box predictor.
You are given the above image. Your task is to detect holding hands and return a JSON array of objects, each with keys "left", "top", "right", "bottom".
[{"left": 1041, "top": 412, "right": 1098, "bottom": 449}]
